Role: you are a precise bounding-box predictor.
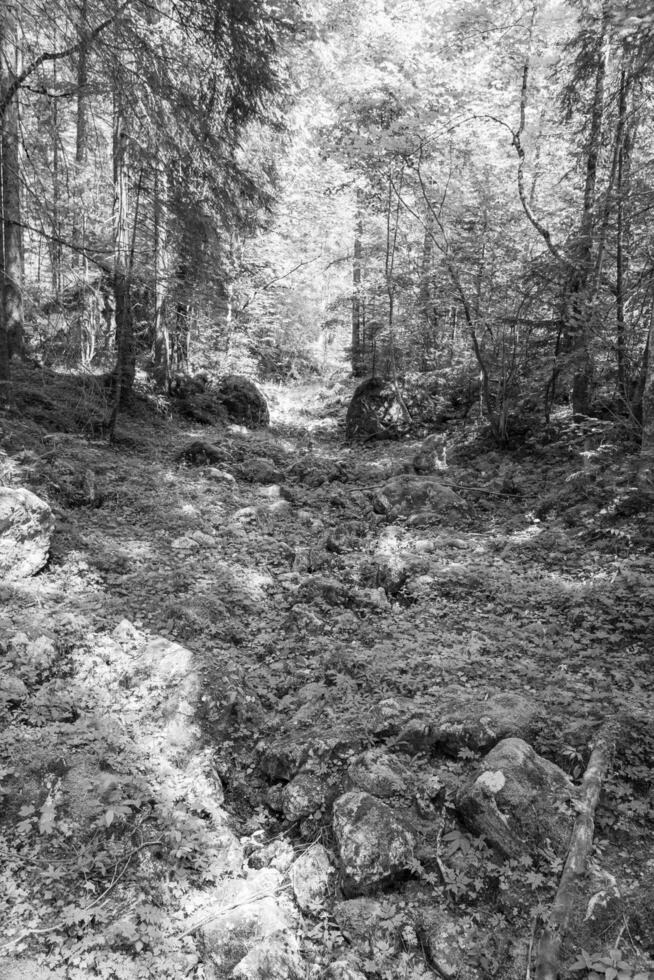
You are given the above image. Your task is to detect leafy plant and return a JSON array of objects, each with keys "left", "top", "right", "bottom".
[{"left": 569, "top": 947, "right": 650, "bottom": 980}]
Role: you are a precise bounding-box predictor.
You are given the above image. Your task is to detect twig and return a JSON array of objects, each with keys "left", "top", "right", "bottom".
[
  {"left": 525, "top": 915, "right": 537, "bottom": 980},
  {"left": 0, "top": 838, "right": 162, "bottom": 952},
  {"left": 176, "top": 885, "right": 292, "bottom": 940},
  {"left": 433, "top": 807, "right": 449, "bottom": 885}
]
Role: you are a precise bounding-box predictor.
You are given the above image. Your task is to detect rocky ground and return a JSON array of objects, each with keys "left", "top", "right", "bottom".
[{"left": 1, "top": 374, "right": 653, "bottom": 980}]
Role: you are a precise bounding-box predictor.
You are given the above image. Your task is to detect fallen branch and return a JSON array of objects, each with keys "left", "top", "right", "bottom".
[{"left": 534, "top": 721, "right": 619, "bottom": 980}]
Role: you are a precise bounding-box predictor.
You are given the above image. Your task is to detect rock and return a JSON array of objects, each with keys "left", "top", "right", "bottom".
[
  {"left": 398, "top": 692, "right": 538, "bottom": 757},
  {"left": 368, "top": 696, "right": 413, "bottom": 737},
  {"left": 292, "top": 547, "right": 330, "bottom": 574},
  {"left": 207, "top": 467, "right": 237, "bottom": 484},
  {"left": 215, "top": 375, "right": 270, "bottom": 429},
  {"left": 231, "top": 938, "right": 304, "bottom": 980},
  {"left": 324, "top": 960, "right": 368, "bottom": 980},
  {"left": 258, "top": 741, "right": 310, "bottom": 782},
  {"left": 200, "top": 869, "right": 297, "bottom": 975},
  {"left": 358, "top": 555, "right": 410, "bottom": 596},
  {"left": 290, "top": 844, "right": 333, "bottom": 910},
  {"left": 345, "top": 377, "right": 400, "bottom": 440},
  {"left": 332, "top": 791, "right": 415, "bottom": 895},
  {"left": 347, "top": 749, "right": 409, "bottom": 798},
  {"left": 112, "top": 618, "right": 143, "bottom": 645},
  {"left": 457, "top": 737, "right": 574, "bottom": 858},
  {"left": 177, "top": 439, "right": 227, "bottom": 466},
  {"left": 371, "top": 476, "right": 465, "bottom": 519},
  {"left": 0, "top": 487, "right": 54, "bottom": 580},
  {"left": 0, "top": 673, "right": 29, "bottom": 706},
  {"left": 180, "top": 392, "right": 229, "bottom": 425},
  {"left": 333, "top": 897, "right": 387, "bottom": 940},
  {"left": 415, "top": 909, "right": 477, "bottom": 980},
  {"left": 190, "top": 529, "right": 217, "bottom": 547},
  {"left": 171, "top": 535, "right": 200, "bottom": 551},
  {"left": 0, "top": 959, "right": 65, "bottom": 979},
  {"left": 282, "top": 772, "right": 325, "bottom": 822},
  {"left": 238, "top": 458, "right": 282, "bottom": 485},
  {"left": 296, "top": 574, "right": 353, "bottom": 607},
  {"left": 248, "top": 839, "right": 295, "bottom": 872}
]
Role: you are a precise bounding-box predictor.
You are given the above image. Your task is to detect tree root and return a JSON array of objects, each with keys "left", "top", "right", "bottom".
[{"left": 534, "top": 721, "right": 620, "bottom": 980}]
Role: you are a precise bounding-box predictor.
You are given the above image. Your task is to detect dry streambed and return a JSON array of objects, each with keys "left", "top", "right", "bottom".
[{"left": 1, "top": 391, "right": 653, "bottom": 980}]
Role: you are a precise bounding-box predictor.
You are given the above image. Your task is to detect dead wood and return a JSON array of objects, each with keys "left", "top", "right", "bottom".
[{"left": 534, "top": 721, "right": 619, "bottom": 980}]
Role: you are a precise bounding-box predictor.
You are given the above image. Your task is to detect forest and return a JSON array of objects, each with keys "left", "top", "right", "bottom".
[{"left": 0, "top": 2, "right": 653, "bottom": 980}]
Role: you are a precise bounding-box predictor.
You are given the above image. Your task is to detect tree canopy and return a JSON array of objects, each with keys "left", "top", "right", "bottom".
[{"left": 1, "top": 0, "right": 654, "bottom": 453}]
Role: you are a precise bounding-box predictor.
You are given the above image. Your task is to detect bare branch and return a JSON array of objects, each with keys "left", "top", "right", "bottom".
[{"left": 0, "top": 1, "right": 133, "bottom": 118}]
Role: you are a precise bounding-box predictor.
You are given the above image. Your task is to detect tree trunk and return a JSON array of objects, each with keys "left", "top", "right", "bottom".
[
  {"left": 351, "top": 188, "right": 365, "bottom": 376},
  {"left": 0, "top": 0, "right": 24, "bottom": 381},
  {"left": 107, "top": 82, "right": 134, "bottom": 432},
  {"left": 153, "top": 165, "right": 170, "bottom": 386},
  {"left": 72, "top": 0, "right": 94, "bottom": 364},
  {"left": 565, "top": 19, "right": 610, "bottom": 417},
  {"left": 614, "top": 64, "right": 636, "bottom": 403},
  {"left": 417, "top": 208, "right": 437, "bottom": 365},
  {"left": 640, "top": 321, "right": 654, "bottom": 480}
]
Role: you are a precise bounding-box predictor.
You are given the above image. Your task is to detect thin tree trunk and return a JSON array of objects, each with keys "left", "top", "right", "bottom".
[
  {"left": 107, "top": 81, "right": 134, "bottom": 434},
  {"left": 72, "top": 0, "right": 93, "bottom": 363},
  {"left": 385, "top": 168, "right": 410, "bottom": 423},
  {"left": 0, "top": 0, "right": 24, "bottom": 379},
  {"left": 351, "top": 188, "right": 365, "bottom": 376},
  {"left": 640, "top": 320, "right": 654, "bottom": 480},
  {"left": 565, "top": 17, "right": 610, "bottom": 416},
  {"left": 153, "top": 165, "right": 170, "bottom": 387}
]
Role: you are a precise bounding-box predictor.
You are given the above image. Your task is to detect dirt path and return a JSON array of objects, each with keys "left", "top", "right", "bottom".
[{"left": 1, "top": 381, "right": 653, "bottom": 979}]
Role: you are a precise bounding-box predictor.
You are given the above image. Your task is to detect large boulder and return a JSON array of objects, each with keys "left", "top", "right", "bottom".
[
  {"left": 457, "top": 737, "right": 574, "bottom": 859},
  {"left": 345, "top": 377, "right": 401, "bottom": 440},
  {"left": 332, "top": 791, "right": 415, "bottom": 895},
  {"left": 215, "top": 375, "right": 270, "bottom": 429},
  {"left": 0, "top": 487, "right": 54, "bottom": 580}
]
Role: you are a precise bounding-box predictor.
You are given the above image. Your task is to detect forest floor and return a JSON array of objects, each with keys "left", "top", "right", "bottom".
[{"left": 1, "top": 370, "right": 654, "bottom": 980}]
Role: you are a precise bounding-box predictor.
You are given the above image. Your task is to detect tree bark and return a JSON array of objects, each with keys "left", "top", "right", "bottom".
[
  {"left": 0, "top": 0, "right": 24, "bottom": 380},
  {"left": 107, "top": 78, "right": 134, "bottom": 432},
  {"left": 640, "top": 320, "right": 654, "bottom": 480},
  {"left": 153, "top": 165, "right": 170, "bottom": 386},
  {"left": 535, "top": 723, "right": 618, "bottom": 980},
  {"left": 564, "top": 23, "right": 609, "bottom": 417},
  {"left": 351, "top": 188, "right": 365, "bottom": 376}
]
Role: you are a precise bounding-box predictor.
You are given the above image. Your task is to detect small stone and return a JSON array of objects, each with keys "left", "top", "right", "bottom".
[
  {"left": 231, "top": 938, "right": 304, "bottom": 980},
  {"left": 171, "top": 536, "right": 199, "bottom": 550},
  {"left": 324, "top": 959, "right": 368, "bottom": 980},
  {"left": 249, "top": 839, "right": 295, "bottom": 872},
  {"left": 348, "top": 749, "right": 409, "bottom": 798},
  {"left": 190, "top": 529, "right": 217, "bottom": 546},
  {"left": 282, "top": 772, "right": 325, "bottom": 822},
  {"left": 207, "top": 467, "right": 236, "bottom": 484},
  {"left": 0, "top": 674, "right": 28, "bottom": 704},
  {"left": 290, "top": 844, "right": 333, "bottom": 910}
]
